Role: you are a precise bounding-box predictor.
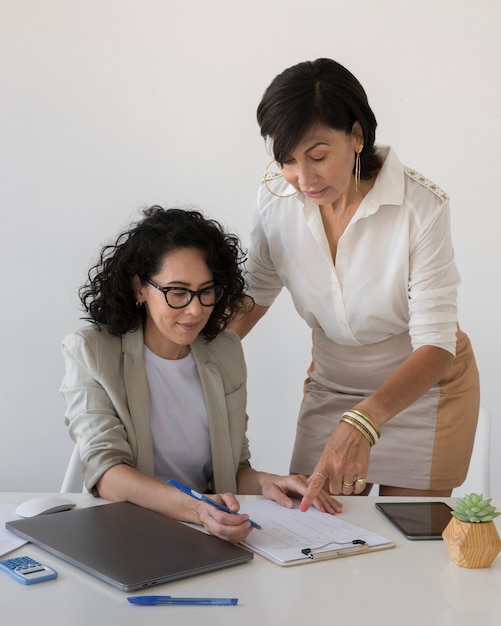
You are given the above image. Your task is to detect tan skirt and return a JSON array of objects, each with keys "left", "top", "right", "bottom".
[{"left": 289, "top": 329, "right": 480, "bottom": 490}]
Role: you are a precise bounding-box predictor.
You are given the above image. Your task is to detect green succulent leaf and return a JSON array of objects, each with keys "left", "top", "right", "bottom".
[{"left": 451, "top": 493, "right": 500, "bottom": 523}]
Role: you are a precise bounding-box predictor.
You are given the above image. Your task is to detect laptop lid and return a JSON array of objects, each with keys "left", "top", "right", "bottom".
[{"left": 6, "top": 501, "right": 253, "bottom": 591}]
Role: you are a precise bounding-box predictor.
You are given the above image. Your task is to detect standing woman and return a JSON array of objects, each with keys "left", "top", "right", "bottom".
[
  {"left": 232, "top": 59, "right": 479, "bottom": 508},
  {"left": 61, "top": 206, "right": 340, "bottom": 544}
]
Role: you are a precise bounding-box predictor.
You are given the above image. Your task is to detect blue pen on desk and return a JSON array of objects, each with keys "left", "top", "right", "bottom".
[
  {"left": 128, "top": 596, "right": 238, "bottom": 606},
  {"left": 167, "top": 479, "right": 262, "bottom": 530}
]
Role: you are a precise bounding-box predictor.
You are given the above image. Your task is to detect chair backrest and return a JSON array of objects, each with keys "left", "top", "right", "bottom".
[
  {"left": 452, "top": 405, "right": 492, "bottom": 498},
  {"left": 60, "top": 445, "right": 86, "bottom": 493}
]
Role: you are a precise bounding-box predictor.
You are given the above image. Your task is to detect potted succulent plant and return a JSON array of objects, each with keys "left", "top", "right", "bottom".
[{"left": 442, "top": 493, "right": 501, "bottom": 568}]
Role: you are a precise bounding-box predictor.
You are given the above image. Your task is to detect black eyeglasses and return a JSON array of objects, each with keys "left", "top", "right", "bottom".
[{"left": 143, "top": 278, "right": 225, "bottom": 309}]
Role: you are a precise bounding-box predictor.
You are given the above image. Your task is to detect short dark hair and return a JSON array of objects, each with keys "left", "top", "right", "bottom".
[
  {"left": 79, "top": 206, "right": 250, "bottom": 340},
  {"left": 257, "top": 58, "right": 381, "bottom": 179}
]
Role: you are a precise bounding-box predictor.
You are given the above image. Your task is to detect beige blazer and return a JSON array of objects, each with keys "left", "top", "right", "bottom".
[{"left": 60, "top": 326, "right": 251, "bottom": 495}]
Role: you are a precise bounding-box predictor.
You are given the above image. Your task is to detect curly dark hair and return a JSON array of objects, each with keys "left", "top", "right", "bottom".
[
  {"left": 257, "top": 58, "right": 382, "bottom": 180},
  {"left": 79, "top": 206, "right": 251, "bottom": 341}
]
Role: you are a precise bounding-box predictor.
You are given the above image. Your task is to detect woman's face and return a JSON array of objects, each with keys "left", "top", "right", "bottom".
[
  {"left": 279, "top": 123, "right": 363, "bottom": 205},
  {"left": 135, "top": 247, "right": 215, "bottom": 359}
]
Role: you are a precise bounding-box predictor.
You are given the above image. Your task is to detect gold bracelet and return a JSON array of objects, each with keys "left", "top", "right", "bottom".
[
  {"left": 340, "top": 415, "right": 375, "bottom": 447},
  {"left": 350, "top": 408, "right": 381, "bottom": 438},
  {"left": 343, "top": 410, "right": 380, "bottom": 444}
]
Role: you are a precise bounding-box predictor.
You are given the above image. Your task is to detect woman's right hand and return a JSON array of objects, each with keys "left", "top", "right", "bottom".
[
  {"left": 300, "top": 420, "right": 371, "bottom": 511},
  {"left": 197, "top": 493, "right": 254, "bottom": 544}
]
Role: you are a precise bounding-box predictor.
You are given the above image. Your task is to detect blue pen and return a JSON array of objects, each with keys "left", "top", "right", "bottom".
[
  {"left": 128, "top": 596, "right": 238, "bottom": 606},
  {"left": 168, "top": 479, "right": 262, "bottom": 530}
]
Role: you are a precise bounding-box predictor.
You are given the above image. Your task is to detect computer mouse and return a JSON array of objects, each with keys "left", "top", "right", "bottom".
[{"left": 15, "top": 496, "right": 76, "bottom": 518}]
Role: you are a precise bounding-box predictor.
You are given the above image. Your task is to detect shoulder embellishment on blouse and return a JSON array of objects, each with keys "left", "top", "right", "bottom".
[{"left": 404, "top": 167, "right": 449, "bottom": 202}]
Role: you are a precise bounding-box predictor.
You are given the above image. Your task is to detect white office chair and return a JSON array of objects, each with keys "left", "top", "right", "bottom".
[
  {"left": 60, "top": 445, "right": 86, "bottom": 493},
  {"left": 452, "top": 405, "right": 492, "bottom": 498}
]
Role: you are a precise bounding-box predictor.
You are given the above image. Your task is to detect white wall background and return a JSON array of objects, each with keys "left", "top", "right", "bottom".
[{"left": 1, "top": 0, "right": 499, "bottom": 495}]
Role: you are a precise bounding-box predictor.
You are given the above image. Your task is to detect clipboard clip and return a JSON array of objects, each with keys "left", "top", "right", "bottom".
[{"left": 301, "top": 539, "right": 368, "bottom": 560}]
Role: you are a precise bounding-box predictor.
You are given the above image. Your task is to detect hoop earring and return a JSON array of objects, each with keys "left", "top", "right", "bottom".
[
  {"left": 355, "top": 147, "right": 363, "bottom": 193},
  {"left": 262, "top": 160, "right": 297, "bottom": 198},
  {"left": 135, "top": 301, "right": 143, "bottom": 308}
]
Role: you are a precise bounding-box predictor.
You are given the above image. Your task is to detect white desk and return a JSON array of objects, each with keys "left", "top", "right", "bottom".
[{"left": 1, "top": 493, "right": 500, "bottom": 626}]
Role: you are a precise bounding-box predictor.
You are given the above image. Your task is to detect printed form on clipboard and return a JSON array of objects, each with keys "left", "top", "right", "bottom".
[{"left": 239, "top": 500, "right": 394, "bottom": 566}]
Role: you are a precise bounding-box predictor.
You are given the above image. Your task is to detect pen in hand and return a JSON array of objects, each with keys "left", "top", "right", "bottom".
[{"left": 167, "top": 479, "right": 262, "bottom": 530}]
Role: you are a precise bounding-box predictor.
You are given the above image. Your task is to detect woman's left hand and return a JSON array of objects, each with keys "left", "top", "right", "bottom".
[
  {"left": 299, "top": 421, "right": 371, "bottom": 511},
  {"left": 260, "top": 473, "right": 343, "bottom": 515}
]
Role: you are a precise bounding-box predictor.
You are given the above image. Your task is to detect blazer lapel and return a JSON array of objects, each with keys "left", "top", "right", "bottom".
[
  {"left": 122, "top": 328, "right": 154, "bottom": 477},
  {"left": 191, "top": 338, "right": 237, "bottom": 493}
]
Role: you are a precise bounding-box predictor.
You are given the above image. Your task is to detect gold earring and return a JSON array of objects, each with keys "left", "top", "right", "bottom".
[
  {"left": 355, "top": 146, "right": 363, "bottom": 193},
  {"left": 262, "top": 160, "right": 297, "bottom": 198}
]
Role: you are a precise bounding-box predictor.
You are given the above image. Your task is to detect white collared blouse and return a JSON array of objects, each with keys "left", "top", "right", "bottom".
[{"left": 245, "top": 146, "right": 460, "bottom": 355}]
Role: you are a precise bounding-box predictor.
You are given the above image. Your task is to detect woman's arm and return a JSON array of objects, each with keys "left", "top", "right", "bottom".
[
  {"left": 356, "top": 345, "right": 454, "bottom": 423},
  {"left": 301, "top": 345, "right": 454, "bottom": 508},
  {"left": 229, "top": 302, "right": 270, "bottom": 339},
  {"left": 97, "top": 464, "right": 255, "bottom": 544}
]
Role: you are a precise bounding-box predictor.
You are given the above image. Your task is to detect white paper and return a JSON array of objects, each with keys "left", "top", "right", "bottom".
[
  {"left": 239, "top": 499, "right": 392, "bottom": 564},
  {"left": 0, "top": 503, "right": 28, "bottom": 557}
]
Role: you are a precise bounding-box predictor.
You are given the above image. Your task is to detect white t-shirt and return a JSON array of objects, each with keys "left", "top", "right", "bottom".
[
  {"left": 246, "top": 146, "right": 460, "bottom": 355},
  {"left": 144, "top": 346, "right": 213, "bottom": 492}
]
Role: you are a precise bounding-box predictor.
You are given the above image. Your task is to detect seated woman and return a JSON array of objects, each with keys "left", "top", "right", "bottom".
[{"left": 61, "top": 206, "right": 341, "bottom": 543}]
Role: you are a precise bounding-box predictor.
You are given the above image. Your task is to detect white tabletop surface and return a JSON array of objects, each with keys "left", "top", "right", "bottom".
[{"left": 1, "top": 493, "right": 500, "bottom": 626}]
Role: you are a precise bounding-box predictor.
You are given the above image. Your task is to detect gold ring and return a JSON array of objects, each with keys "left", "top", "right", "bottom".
[
  {"left": 315, "top": 472, "right": 329, "bottom": 481},
  {"left": 342, "top": 481, "right": 355, "bottom": 488},
  {"left": 356, "top": 478, "right": 367, "bottom": 487}
]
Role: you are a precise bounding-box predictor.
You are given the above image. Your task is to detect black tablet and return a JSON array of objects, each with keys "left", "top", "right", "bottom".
[{"left": 375, "top": 501, "right": 453, "bottom": 540}]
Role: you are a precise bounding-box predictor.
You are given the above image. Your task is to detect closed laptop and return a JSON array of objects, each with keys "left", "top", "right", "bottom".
[{"left": 6, "top": 501, "right": 253, "bottom": 591}]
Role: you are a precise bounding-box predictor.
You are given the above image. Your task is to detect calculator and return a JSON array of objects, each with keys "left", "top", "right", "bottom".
[{"left": 0, "top": 556, "right": 58, "bottom": 585}]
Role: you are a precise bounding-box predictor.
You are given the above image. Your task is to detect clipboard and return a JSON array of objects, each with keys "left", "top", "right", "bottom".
[{"left": 239, "top": 500, "right": 394, "bottom": 566}]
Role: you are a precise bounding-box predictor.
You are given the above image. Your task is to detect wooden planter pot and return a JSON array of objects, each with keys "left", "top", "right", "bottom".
[{"left": 442, "top": 517, "right": 501, "bottom": 568}]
